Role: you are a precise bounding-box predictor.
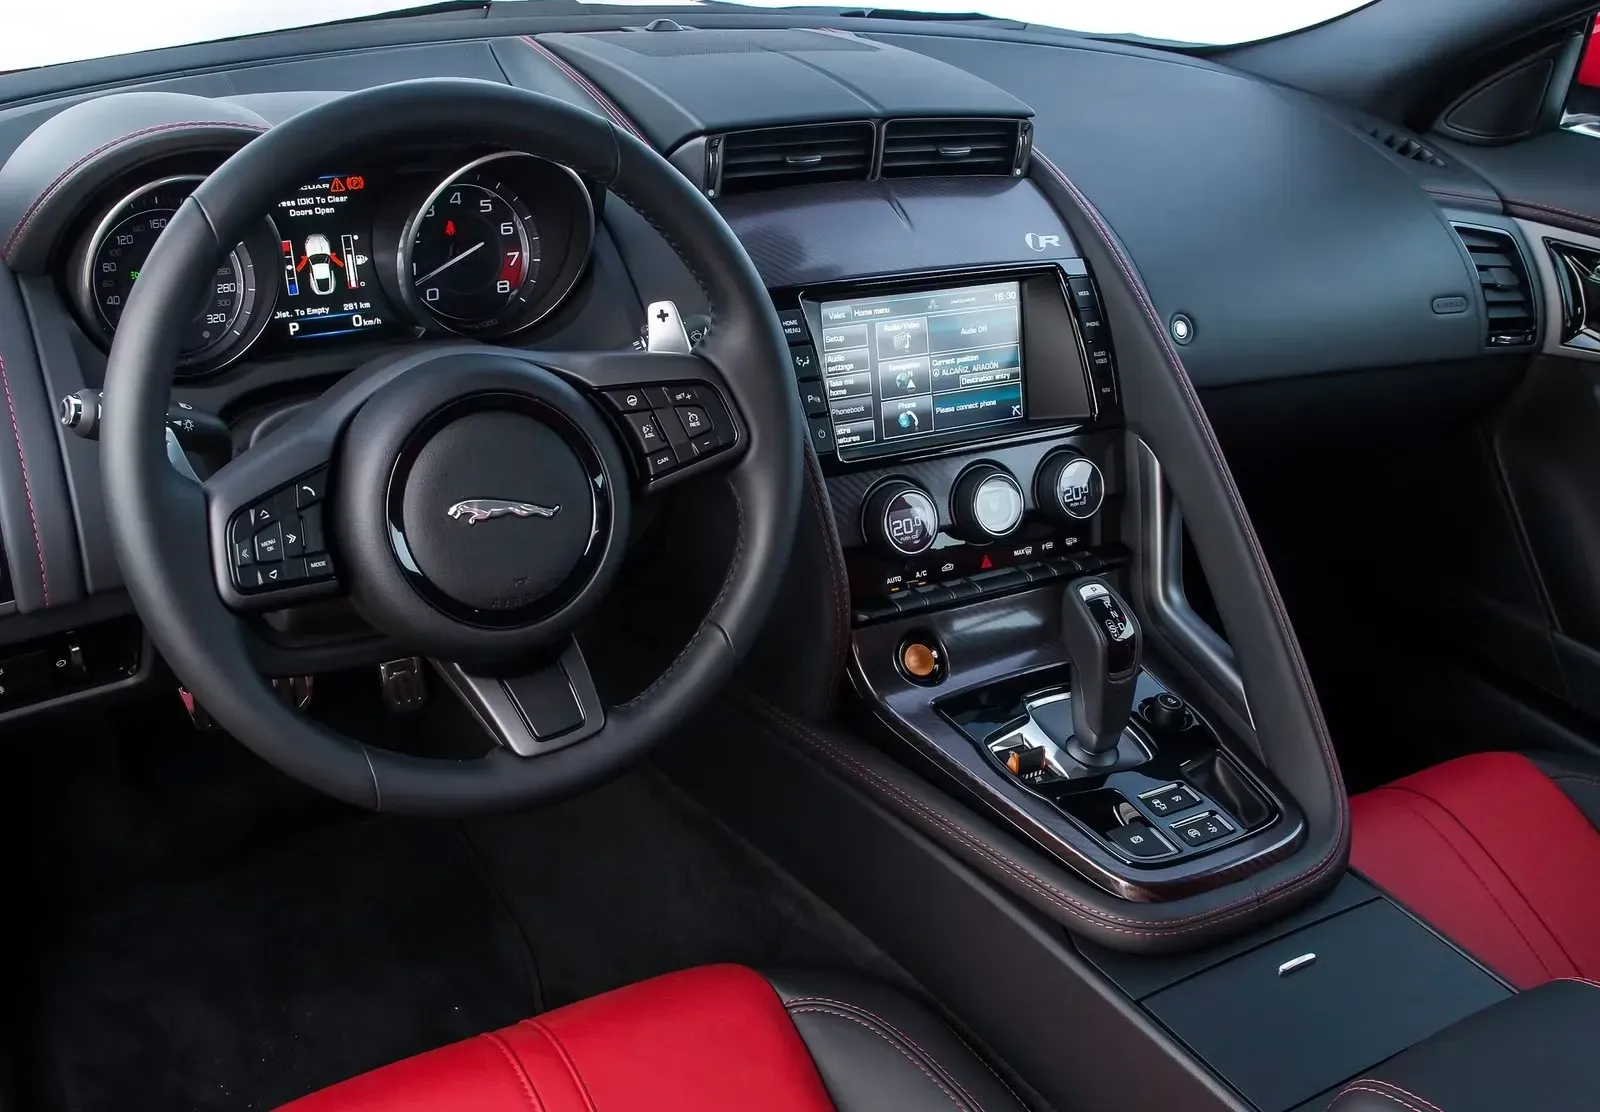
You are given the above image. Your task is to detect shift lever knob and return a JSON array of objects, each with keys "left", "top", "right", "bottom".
[{"left": 1060, "top": 578, "right": 1142, "bottom": 757}]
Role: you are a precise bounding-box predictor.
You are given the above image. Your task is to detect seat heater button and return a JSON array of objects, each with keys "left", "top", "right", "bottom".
[
  {"left": 254, "top": 522, "right": 284, "bottom": 563},
  {"left": 1107, "top": 823, "right": 1174, "bottom": 859},
  {"left": 623, "top": 411, "right": 669, "bottom": 453},
  {"left": 1140, "top": 782, "right": 1202, "bottom": 817},
  {"left": 1171, "top": 813, "right": 1232, "bottom": 847}
]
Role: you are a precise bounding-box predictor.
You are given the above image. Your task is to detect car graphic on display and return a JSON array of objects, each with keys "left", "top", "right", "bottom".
[{"left": 303, "top": 233, "right": 337, "bottom": 295}]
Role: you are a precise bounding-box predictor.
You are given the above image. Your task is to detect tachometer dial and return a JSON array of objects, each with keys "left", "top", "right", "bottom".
[
  {"left": 79, "top": 175, "right": 269, "bottom": 374},
  {"left": 401, "top": 154, "right": 540, "bottom": 333}
]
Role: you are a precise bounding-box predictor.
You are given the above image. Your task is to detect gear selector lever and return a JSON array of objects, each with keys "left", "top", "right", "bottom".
[{"left": 1059, "top": 578, "right": 1142, "bottom": 762}]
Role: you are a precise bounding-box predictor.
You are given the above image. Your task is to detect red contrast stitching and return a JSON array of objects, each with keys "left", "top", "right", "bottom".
[
  {"left": 517, "top": 35, "right": 647, "bottom": 141},
  {"left": 1504, "top": 195, "right": 1600, "bottom": 229},
  {"left": 747, "top": 698, "right": 1308, "bottom": 937},
  {"left": 1330, "top": 1079, "right": 1445, "bottom": 1112},
  {"left": 2, "top": 120, "right": 266, "bottom": 259},
  {"left": 0, "top": 352, "right": 48, "bottom": 605},
  {"left": 482, "top": 1031, "right": 546, "bottom": 1112},
  {"left": 519, "top": 1019, "right": 599, "bottom": 1112}
]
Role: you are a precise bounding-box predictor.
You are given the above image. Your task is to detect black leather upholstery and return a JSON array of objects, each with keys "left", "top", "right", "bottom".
[
  {"left": 1529, "top": 751, "right": 1600, "bottom": 830},
  {"left": 1325, "top": 979, "right": 1600, "bottom": 1111},
  {"left": 770, "top": 973, "right": 1033, "bottom": 1112}
]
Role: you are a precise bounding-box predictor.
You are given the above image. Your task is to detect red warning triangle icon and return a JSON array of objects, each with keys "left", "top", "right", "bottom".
[
  {"left": 979, "top": 554, "right": 994, "bottom": 570},
  {"left": 329, "top": 177, "right": 347, "bottom": 192}
]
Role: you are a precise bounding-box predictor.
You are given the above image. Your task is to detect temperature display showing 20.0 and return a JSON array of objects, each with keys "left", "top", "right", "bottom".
[{"left": 85, "top": 175, "right": 258, "bottom": 366}]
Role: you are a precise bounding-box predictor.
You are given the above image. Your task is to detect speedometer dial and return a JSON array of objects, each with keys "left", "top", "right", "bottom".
[{"left": 80, "top": 175, "right": 268, "bottom": 374}]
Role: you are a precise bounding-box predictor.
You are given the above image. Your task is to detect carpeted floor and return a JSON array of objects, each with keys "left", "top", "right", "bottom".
[{"left": 11, "top": 705, "right": 898, "bottom": 1112}]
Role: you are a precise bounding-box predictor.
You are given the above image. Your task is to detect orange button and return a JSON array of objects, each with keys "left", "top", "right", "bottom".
[{"left": 901, "top": 641, "right": 939, "bottom": 679}]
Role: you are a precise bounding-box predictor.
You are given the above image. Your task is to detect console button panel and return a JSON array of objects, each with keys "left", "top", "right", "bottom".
[
  {"left": 596, "top": 381, "right": 737, "bottom": 483},
  {"left": 228, "top": 469, "right": 338, "bottom": 593}
]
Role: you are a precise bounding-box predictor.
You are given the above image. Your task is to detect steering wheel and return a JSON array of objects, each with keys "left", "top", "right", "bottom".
[{"left": 100, "top": 79, "right": 802, "bottom": 815}]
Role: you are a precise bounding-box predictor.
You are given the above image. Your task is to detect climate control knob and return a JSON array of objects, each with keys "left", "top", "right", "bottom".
[
  {"left": 862, "top": 479, "right": 941, "bottom": 559},
  {"left": 1036, "top": 452, "right": 1105, "bottom": 523},
  {"left": 950, "top": 463, "right": 1025, "bottom": 543}
]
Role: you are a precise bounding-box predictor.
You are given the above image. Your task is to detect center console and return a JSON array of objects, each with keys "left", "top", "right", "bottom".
[{"left": 770, "top": 259, "right": 1304, "bottom": 900}]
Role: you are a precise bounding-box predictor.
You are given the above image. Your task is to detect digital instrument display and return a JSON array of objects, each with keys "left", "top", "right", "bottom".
[
  {"left": 816, "top": 281, "right": 1025, "bottom": 454},
  {"left": 270, "top": 173, "right": 396, "bottom": 342}
]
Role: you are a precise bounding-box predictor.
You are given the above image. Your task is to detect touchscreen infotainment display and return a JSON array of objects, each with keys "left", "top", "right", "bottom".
[{"left": 817, "top": 280, "right": 1024, "bottom": 453}]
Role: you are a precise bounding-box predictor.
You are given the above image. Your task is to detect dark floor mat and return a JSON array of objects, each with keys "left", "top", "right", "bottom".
[
  {"left": 31, "top": 818, "right": 537, "bottom": 1112},
  {"left": 465, "top": 768, "right": 905, "bottom": 1009}
]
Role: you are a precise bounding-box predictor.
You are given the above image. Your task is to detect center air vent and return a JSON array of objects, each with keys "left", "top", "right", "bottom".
[
  {"left": 881, "top": 118, "right": 1027, "bottom": 178},
  {"left": 1453, "top": 224, "right": 1537, "bottom": 346},
  {"left": 717, "top": 122, "right": 873, "bottom": 194}
]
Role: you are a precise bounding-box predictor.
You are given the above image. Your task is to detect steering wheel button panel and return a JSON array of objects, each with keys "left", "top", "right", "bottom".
[
  {"left": 229, "top": 470, "right": 339, "bottom": 592},
  {"left": 598, "top": 380, "right": 738, "bottom": 484}
]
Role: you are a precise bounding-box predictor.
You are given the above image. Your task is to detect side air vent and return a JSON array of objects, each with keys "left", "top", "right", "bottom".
[
  {"left": 1453, "top": 224, "right": 1537, "bottom": 346},
  {"left": 1364, "top": 124, "right": 1448, "bottom": 167},
  {"left": 881, "top": 118, "right": 1028, "bottom": 178},
  {"left": 716, "top": 122, "right": 874, "bottom": 194}
]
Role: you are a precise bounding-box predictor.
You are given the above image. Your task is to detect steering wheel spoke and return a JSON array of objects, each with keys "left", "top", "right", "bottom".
[
  {"left": 531, "top": 349, "right": 748, "bottom": 494},
  {"left": 433, "top": 639, "right": 604, "bottom": 757},
  {"left": 205, "top": 415, "right": 344, "bottom": 612}
]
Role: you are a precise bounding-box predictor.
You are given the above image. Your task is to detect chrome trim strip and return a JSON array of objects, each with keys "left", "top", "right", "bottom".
[{"left": 1132, "top": 435, "right": 1251, "bottom": 727}]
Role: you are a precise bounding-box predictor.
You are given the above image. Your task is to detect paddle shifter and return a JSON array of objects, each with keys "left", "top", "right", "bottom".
[{"left": 1059, "top": 578, "right": 1142, "bottom": 761}]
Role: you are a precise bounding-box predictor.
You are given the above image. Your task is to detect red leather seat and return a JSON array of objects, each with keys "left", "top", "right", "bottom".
[
  {"left": 275, "top": 964, "right": 1028, "bottom": 1111},
  {"left": 1350, "top": 751, "right": 1600, "bottom": 989}
]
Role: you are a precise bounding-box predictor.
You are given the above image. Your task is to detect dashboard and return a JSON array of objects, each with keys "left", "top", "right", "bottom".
[
  {"left": 0, "top": 2, "right": 1586, "bottom": 724},
  {"left": 66, "top": 148, "right": 596, "bottom": 375}
]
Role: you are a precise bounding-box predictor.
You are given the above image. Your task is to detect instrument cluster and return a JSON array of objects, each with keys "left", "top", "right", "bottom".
[{"left": 68, "top": 151, "right": 596, "bottom": 377}]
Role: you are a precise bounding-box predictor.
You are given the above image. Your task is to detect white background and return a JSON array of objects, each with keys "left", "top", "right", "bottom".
[{"left": 1, "top": 0, "right": 1366, "bottom": 73}]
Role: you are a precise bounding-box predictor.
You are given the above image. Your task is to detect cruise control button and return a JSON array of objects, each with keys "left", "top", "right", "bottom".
[
  {"left": 689, "top": 432, "right": 721, "bottom": 458},
  {"left": 1171, "top": 813, "right": 1232, "bottom": 847},
  {"left": 676, "top": 406, "right": 712, "bottom": 438},
  {"left": 790, "top": 345, "right": 819, "bottom": 379},
  {"left": 645, "top": 448, "right": 678, "bottom": 476},
  {"left": 622, "top": 411, "right": 669, "bottom": 453},
  {"left": 254, "top": 522, "right": 284, "bottom": 563},
  {"left": 603, "top": 388, "right": 653, "bottom": 413},
  {"left": 665, "top": 384, "right": 700, "bottom": 407},
  {"left": 305, "top": 552, "right": 335, "bottom": 580}
]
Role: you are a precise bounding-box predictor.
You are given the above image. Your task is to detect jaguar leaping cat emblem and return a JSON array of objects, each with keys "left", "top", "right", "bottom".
[{"left": 447, "top": 499, "right": 561, "bottom": 525}]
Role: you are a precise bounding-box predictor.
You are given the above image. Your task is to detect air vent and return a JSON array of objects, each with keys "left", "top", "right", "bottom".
[
  {"left": 881, "top": 118, "right": 1027, "bottom": 178},
  {"left": 1453, "top": 224, "right": 1537, "bottom": 346},
  {"left": 1364, "top": 124, "right": 1447, "bottom": 167},
  {"left": 717, "top": 122, "right": 873, "bottom": 194}
]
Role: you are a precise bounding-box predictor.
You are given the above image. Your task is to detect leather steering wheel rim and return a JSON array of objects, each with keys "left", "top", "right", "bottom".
[{"left": 100, "top": 78, "right": 802, "bottom": 815}]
